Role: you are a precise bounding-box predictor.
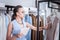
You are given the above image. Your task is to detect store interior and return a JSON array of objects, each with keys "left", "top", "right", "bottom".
[{"left": 0, "top": 0, "right": 60, "bottom": 40}]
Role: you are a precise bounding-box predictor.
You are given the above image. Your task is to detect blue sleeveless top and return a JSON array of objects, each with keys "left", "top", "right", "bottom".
[{"left": 11, "top": 19, "right": 27, "bottom": 40}]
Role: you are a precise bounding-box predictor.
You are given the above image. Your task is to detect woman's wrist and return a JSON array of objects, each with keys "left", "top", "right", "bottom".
[
  {"left": 11, "top": 36, "right": 17, "bottom": 40},
  {"left": 13, "top": 35, "right": 17, "bottom": 38},
  {"left": 42, "top": 27, "right": 45, "bottom": 29}
]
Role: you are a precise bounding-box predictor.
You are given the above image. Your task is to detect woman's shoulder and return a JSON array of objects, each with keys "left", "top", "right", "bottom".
[
  {"left": 11, "top": 20, "right": 16, "bottom": 23},
  {"left": 8, "top": 20, "right": 16, "bottom": 27},
  {"left": 9, "top": 20, "right": 16, "bottom": 25}
]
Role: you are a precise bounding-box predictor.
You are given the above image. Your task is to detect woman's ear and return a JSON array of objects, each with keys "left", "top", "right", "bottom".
[{"left": 16, "top": 12, "right": 19, "bottom": 16}]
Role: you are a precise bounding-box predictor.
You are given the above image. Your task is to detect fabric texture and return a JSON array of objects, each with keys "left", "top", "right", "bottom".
[
  {"left": 54, "top": 22, "right": 59, "bottom": 40},
  {"left": 5, "top": 16, "right": 9, "bottom": 28},
  {"left": 0, "top": 14, "right": 7, "bottom": 40},
  {"left": 46, "top": 16, "right": 59, "bottom": 40},
  {"left": 25, "top": 15, "right": 32, "bottom": 40},
  {"left": 5, "top": 14, "right": 11, "bottom": 28},
  {"left": 0, "top": 15, "right": 3, "bottom": 40}
]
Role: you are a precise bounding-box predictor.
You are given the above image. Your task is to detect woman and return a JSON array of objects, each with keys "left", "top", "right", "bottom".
[{"left": 6, "top": 5, "right": 43, "bottom": 40}]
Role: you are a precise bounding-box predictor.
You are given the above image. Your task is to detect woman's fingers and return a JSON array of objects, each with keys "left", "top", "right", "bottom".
[
  {"left": 15, "top": 33, "right": 24, "bottom": 38},
  {"left": 39, "top": 27, "right": 43, "bottom": 31},
  {"left": 20, "top": 33, "right": 24, "bottom": 37}
]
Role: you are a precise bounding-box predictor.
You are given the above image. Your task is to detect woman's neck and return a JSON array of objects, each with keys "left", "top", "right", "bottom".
[{"left": 16, "top": 16, "right": 23, "bottom": 23}]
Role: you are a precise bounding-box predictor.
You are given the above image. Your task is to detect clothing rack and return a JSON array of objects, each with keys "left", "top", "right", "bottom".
[
  {"left": 0, "top": 7, "right": 7, "bottom": 15},
  {"left": 0, "top": 5, "right": 15, "bottom": 14},
  {"left": 0, "top": 7, "right": 6, "bottom": 11},
  {"left": 37, "top": 0, "right": 60, "bottom": 40},
  {"left": 48, "top": 2, "right": 60, "bottom": 10},
  {"left": 5, "top": 5, "right": 15, "bottom": 13}
]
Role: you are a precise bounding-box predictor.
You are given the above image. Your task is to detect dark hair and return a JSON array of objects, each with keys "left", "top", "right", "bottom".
[{"left": 11, "top": 5, "right": 23, "bottom": 21}]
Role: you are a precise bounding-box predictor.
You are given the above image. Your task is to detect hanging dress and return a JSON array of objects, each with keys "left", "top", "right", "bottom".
[
  {"left": 2, "top": 14, "right": 7, "bottom": 40},
  {"left": 46, "top": 16, "right": 59, "bottom": 40},
  {"left": 0, "top": 13, "right": 3, "bottom": 40}
]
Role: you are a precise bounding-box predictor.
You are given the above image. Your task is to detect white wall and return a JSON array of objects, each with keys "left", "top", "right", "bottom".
[
  {"left": 0, "top": 0, "right": 5, "bottom": 3},
  {"left": 0, "top": 0, "right": 35, "bottom": 7}
]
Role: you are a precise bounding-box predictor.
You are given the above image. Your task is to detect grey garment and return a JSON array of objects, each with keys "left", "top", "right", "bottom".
[
  {"left": 43, "top": 30, "right": 46, "bottom": 40},
  {"left": 54, "top": 22, "right": 59, "bottom": 40},
  {"left": 59, "top": 21, "right": 60, "bottom": 40},
  {"left": 0, "top": 15, "right": 3, "bottom": 40},
  {"left": 0, "top": 14, "right": 7, "bottom": 40},
  {"left": 5, "top": 14, "right": 11, "bottom": 28},
  {"left": 46, "top": 16, "right": 59, "bottom": 40},
  {"left": 1, "top": 14, "right": 7, "bottom": 40}
]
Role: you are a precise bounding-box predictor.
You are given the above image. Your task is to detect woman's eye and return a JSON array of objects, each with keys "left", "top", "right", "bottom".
[{"left": 22, "top": 11, "right": 25, "bottom": 13}]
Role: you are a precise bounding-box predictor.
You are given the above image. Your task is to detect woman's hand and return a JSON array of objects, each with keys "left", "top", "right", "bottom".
[
  {"left": 39, "top": 27, "right": 43, "bottom": 31},
  {"left": 42, "top": 25, "right": 49, "bottom": 30},
  {"left": 11, "top": 36, "right": 17, "bottom": 40},
  {"left": 21, "top": 28, "right": 29, "bottom": 36},
  {"left": 26, "top": 22, "right": 43, "bottom": 31},
  {"left": 15, "top": 32, "right": 24, "bottom": 38}
]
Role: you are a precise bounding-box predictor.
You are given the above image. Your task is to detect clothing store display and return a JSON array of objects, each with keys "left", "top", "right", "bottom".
[
  {"left": 0, "top": 4, "right": 60, "bottom": 40},
  {"left": 5, "top": 15, "right": 9, "bottom": 28},
  {"left": 46, "top": 16, "right": 59, "bottom": 40},
  {"left": 5, "top": 14, "right": 11, "bottom": 28},
  {"left": 9, "top": 11, "right": 13, "bottom": 17},
  {"left": 39, "top": 17, "right": 43, "bottom": 40},
  {"left": 25, "top": 15, "right": 32, "bottom": 24},
  {"left": 30, "top": 14, "right": 37, "bottom": 40},
  {"left": 5, "top": 13, "right": 32, "bottom": 40},
  {"left": 59, "top": 21, "right": 60, "bottom": 40},
  {"left": 7, "top": 14, "right": 11, "bottom": 22},
  {"left": 0, "top": 13, "right": 7, "bottom": 40},
  {"left": 2, "top": 14, "right": 7, "bottom": 40},
  {"left": 0, "top": 14, "right": 3, "bottom": 40},
  {"left": 30, "top": 14, "right": 43, "bottom": 40},
  {"left": 25, "top": 15, "right": 32, "bottom": 40},
  {"left": 12, "top": 19, "right": 30, "bottom": 40},
  {"left": 54, "top": 22, "right": 59, "bottom": 40},
  {"left": 43, "top": 20, "right": 47, "bottom": 40}
]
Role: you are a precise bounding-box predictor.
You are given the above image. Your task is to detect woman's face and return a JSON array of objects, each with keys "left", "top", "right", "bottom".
[{"left": 16, "top": 8, "right": 25, "bottom": 19}]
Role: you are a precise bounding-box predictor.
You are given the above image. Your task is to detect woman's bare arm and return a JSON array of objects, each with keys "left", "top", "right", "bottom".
[
  {"left": 26, "top": 22, "right": 43, "bottom": 31},
  {"left": 6, "top": 22, "right": 16, "bottom": 40},
  {"left": 6, "top": 22, "right": 12, "bottom": 40},
  {"left": 6, "top": 22, "right": 25, "bottom": 40}
]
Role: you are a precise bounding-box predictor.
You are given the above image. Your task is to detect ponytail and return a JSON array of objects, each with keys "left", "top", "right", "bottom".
[
  {"left": 11, "top": 5, "right": 23, "bottom": 21},
  {"left": 11, "top": 14, "right": 16, "bottom": 21}
]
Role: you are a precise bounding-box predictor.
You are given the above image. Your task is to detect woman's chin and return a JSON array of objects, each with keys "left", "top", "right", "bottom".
[{"left": 21, "top": 17, "right": 24, "bottom": 19}]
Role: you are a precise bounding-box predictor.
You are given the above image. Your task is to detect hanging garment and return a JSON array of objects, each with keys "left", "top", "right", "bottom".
[
  {"left": 43, "top": 30, "right": 46, "bottom": 40},
  {"left": 59, "top": 21, "right": 60, "bottom": 40},
  {"left": 25, "top": 15, "right": 32, "bottom": 40},
  {"left": 25, "top": 15, "right": 32, "bottom": 24},
  {"left": 5, "top": 14, "right": 11, "bottom": 28},
  {"left": 1, "top": 13, "right": 7, "bottom": 40},
  {"left": 43, "top": 18, "right": 47, "bottom": 40},
  {"left": 46, "top": 16, "right": 59, "bottom": 40},
  {"left": 54, "top": 21, "right": 59, "bottom": 40},
  {"left": 0, "top": 14, "right": 3, "bottom": 40},
  {"left": 30, "top": 14, "right": 44, "bottom": 40},
  {"left": 39, "top": 17, "right": 43, "bottom": 40},
  {"left": 5, "top": 15, "right": 9, "bottom": 28},
  {"left": 12, "top": 19, "right": 29, "bottom": 40},
  {"left": 30, "top": 15, "right": 37, "bottom": 40},
  {"left": 9, "top": 11, "right": 13, "bottom": 17},
  {"left": 7, "top": 14, "right": 11, "bottom": 22}
]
